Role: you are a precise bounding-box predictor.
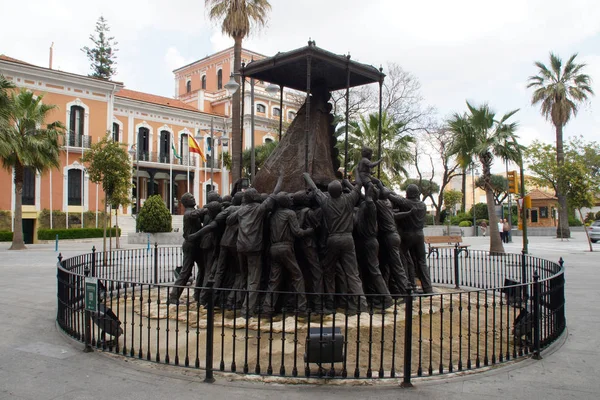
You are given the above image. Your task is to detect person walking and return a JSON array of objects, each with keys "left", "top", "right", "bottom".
[
  {"left": 498, "top": 219, "right": 505, "bottom": 242},
  {"left": 480, "top": 220, "right": 487, "bottom": 237},
  {"left": 503, "top": 218, "right": 511, "bottom": 243}
]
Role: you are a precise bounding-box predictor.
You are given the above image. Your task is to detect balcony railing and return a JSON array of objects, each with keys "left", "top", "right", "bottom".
[{"left": 64, "top": 133, "right": 92, "bottom": 149}]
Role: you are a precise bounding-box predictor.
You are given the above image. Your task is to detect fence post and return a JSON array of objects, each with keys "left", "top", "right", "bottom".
[
  {"left": 83, "top": 263, "right": 93, "bottom": 353},
  {"left": 154, "top": 242, "right": 159, "bottom": 285},
  {"left": 532, "top": 270, "right": 542, "bottom": 360},
  {"left": 453, "top": 247, "right": 460, "bottom": 289},
  {"left": 91, "top": 246, "right": 96, "bottom": 278},
  {"left": 400, "top": 289, "right": 414, "bottom": 388},
  {"left": 204, "top": 279, "right": 215, "bottom": 383}
]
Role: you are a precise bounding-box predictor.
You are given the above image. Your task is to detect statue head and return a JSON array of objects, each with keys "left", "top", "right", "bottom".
[
  {"left": 180, "top": 193, "right": 196, "bottom": 208},
  {"left": 232, "top": 191, "right": 243, "bottom": 206},
  {"left": 205, "top": 201, "right": 222, "bottom": 217},
  {"left": 361, "top": 146, "right": 373, "bottom": 159},
  {"left": 276, "top": 192, "right": 292, "bottom": 208},
  {"left": 292, "top": 190, "right": 310, "bottom": 207},
  {"left": 221, "top": 194, "right": 232, "bottom": 208},
  {"left": 406, "top": 184, "right": 420, "bottom": 200},
  {"left": 327, "top": 180, "right": 343, "bottom": 199},
  {"left": 243, "top": 188, "right": 262, "bottom": 204},
  {"left": 206, "top": 190, "right": 221, "bottom": 203}
]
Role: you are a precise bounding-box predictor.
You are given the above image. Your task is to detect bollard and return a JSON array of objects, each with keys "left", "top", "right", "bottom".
[
  {"left": 400, "top": 289, "right": 414, "bottom": 388},
  {"left": 204, "top": 280, "right": 215, "bottom": 383},
  {"left": 55, "top": 234, "right": 59, "bottom": 252},
  {"left": 532, "top": 270, "right": 542, "bottom": 360},
  {"left": 83, "top": 264, "right": 93, "bottom": 353}
]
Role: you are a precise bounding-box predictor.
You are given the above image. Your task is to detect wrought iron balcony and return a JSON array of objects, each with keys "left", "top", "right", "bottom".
[{"left": 64, "top": 133, "right": 92, "bottom": 148}]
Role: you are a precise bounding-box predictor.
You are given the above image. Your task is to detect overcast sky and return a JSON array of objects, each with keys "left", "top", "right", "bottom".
[{"left": 2, "top": 0, "right": 599, "bottom": 153}]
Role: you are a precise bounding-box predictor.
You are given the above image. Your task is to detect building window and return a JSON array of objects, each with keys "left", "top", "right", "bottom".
[
  {"left": 540, "top": 206, "right": 548, "bottom": 218},
  {"left": 217, "top": 69, "right": 223, "bottom": 90},
  {"left": 69, "top": 105, "right": 85, "bottom": 146},
  {"left": 264, "top": 137, "right": 274, "bottom": 144},
  {"left": 180, "top": 133, "right": 189, "bottom": 163},
  {"left": 138, "top": 127, "right": 150, "bottom": 161},
  {"left": 201, "top": 75, "right": 206, "bottom": 90},
  {"left": 288, "top": 111, "right": 296, "bottom": 120},
  {"left": 22, "top": 167, "right": 35, "bottom": 206},
  {"left": 273, "top": 107, "right": 281, "bottom": 117},
  {"left": 68, "top": 169, "right": 82, "bottom": 206},
  {"left": 256, "top": 104, "right": 266, "bottom": 113},
  {"left": 186, "top": 80, "right": 192, "bottom": 93},
  {"left": 160, "top": 130, "right": 170, "bottom": 163},
  {"left": 112, "top": 122, "right": 119, "bottom": 142}
]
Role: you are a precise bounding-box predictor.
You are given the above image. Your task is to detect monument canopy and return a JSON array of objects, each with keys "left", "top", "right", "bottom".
[{"left": 241, "top": 41, "right": 385, "bottom": 92}]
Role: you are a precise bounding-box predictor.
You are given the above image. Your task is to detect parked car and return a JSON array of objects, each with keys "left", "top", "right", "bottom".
[{"left": 589, "top": 220, "right": 600, "bottom": 243}]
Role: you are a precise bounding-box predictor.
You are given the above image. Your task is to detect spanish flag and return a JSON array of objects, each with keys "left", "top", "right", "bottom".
[{"left": 188, "top": 135, "right": 206, "bottom": 163}]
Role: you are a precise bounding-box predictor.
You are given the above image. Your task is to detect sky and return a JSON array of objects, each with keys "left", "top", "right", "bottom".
[{"left": 2, "top": 0, "right": 599, "bottom": 157}]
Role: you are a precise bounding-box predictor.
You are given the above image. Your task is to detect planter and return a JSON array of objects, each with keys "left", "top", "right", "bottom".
[{"left": 127, "top": 232, "right": 183, "bottom": 245}]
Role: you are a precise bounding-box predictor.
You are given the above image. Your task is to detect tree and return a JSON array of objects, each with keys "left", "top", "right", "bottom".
[
  {"left": 475, "top": 174, "right": 509, "bottom": 205},
  {"left": 337, "top": 111, "right": 413, "bottom": 187},
  {"left": 206, "top": 0, "right": 271, "bottom": 184},
  {"left": 447, "top": 112, "right": 477, "bottom": 213},
  {"left": 447, "top": 101, "right": 522, "bottom": 254},
  {"left": 81, "top": 16, "right": 118, "bottom": 80},
  {"left": 401, "top": 178, "right": 440, "bottom": 201},
  {"left": 443, "top": 189, "right": 463, "bottom": 214},
  {"left": 81, "top": 134, "right": 131, "bottom": 252},
  {"left": 242, "top": 140, "right": 276, "bottom": 178},
  {"left": 527, "top": 52, "right": 594, "bottom": 238},
  {"left": 0, "top": 90, "right": 64, "bottom": 250},
  {"left": 137, "top": 195, "right": 172, "bottom": 233},
  {"left": 562, "top": 160, "right": 596, "bottom": 251}
]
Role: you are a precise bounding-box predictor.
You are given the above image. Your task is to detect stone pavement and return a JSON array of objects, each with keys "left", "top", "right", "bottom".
[{"left": 0, "top": 233, "right": 599, "bottom": 400}]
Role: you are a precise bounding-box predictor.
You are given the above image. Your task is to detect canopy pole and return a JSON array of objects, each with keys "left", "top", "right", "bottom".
[
  {"left": 344, "top": 62, "right": 350, "bottom": 179},
  {"left": 278, "top": 86, "right": 284, "bottom": 141},
  {"left": 304, "top": 55, "right": 312, "bottom": 173},
  {"left": 377, "top": 67, "right": 384, "bottom": 179}
]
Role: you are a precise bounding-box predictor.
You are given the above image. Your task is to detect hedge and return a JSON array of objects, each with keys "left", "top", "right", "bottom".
[
  {"left": 0, "top": 231, "right": 13, "bottom": 242},
  {"left": 38, "top": 227, "right": 121, "bottom": 240}
]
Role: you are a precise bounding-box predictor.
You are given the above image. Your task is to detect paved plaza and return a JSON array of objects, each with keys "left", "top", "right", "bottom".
[{"left": 0, "top": 233, "right": 599, "bottom": 399}]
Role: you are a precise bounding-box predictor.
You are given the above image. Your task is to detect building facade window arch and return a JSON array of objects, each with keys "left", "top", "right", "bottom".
[
  {"left": 287, "top": 110, "right": 296, "bottom": 121},
  {"left": 135, "top": 122, "right": 153, "bottom": 162},
  {"left": 201, "top": 75, "right": 206, "bottom": 90},
  {"left": 256, "top": 102, "right": 267, "bottom": 114},
  {"left": 112, "top": 119, "right": 123, "bottom": 142},
  {"left": 263, "top": 134, "right": 275, "bottom": 144},
  {"left": 65, "top": 99, "right": 90, "bottom": 147},
  {"left": 186, "top": 80, "right": 192, "bottom": 93},
  {"left": 63, "top": 162, "right": 89, "bottom": 211},
  {"left": 179, "top": 128, "right": 192, "bottom": 165},
  {"left": 272, "top": 107, "right": 281, "bottom": 117},
  {"left": 217, "top": 69, "right": 223, "bottom": 90},
  {"left": 159, "top": 125, "right": 173, "bottom": 164}
]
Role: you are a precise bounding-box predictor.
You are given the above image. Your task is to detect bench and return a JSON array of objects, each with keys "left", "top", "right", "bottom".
[{"left": 424, "top": 235, "right": 470, "bottom": 258}]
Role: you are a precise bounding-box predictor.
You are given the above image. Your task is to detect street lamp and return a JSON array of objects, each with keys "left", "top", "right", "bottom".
[{"left": 128, "top": 144, "right": 140, "bottom": 232}]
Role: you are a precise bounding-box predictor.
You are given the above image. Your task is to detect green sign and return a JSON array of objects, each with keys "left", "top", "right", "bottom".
[{"left": 85, "top": 277, "right": 98, "bottom": 312}]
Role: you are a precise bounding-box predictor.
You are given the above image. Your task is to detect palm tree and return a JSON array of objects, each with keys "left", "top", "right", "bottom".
[
  {"left": 206, "top": 0, "right": 271, "bottom": 184},
  {"left": 0, "top": 74, "right": 15, "bottom": 123},
  {"left": 527, "top": 52, "right": 594, "bottom": 238},
  {"left": 338, "top": 112, "right": 413, "bottom": 187},
  {"left": 447, "top": 112, "right": 476, "bottom": 214},
  {"left": 448, "top": 102, "right": 521, "bottom": 254},
  {"left": 0, "top": 89, "right": 64, "bottom": 249}
]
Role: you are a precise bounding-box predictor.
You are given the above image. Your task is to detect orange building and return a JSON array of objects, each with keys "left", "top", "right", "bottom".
[
  {"left": 0, "top": 55, "right": 228, "bottom": 242},
  {"left": 173, "top": 47, "right": 301, "bottom": 148}
]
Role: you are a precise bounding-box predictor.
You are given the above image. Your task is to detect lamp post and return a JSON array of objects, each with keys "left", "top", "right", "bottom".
[{"left": 128, "top": 144, "right": 139, "bottom": 232}]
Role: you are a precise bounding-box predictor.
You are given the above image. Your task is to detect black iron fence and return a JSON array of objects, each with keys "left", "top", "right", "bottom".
[{"left": 56, "top": 245, "right": 565, "bottom": 384}]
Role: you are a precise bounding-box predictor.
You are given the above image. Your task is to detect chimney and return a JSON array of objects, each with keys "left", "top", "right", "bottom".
[{"left": 49, "top": 42, "right": 54, "bottom": 69}]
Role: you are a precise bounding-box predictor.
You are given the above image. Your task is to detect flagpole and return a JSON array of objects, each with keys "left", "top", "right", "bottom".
[{"left": 169, "top": 132, "right": 173, "bottom": 214}]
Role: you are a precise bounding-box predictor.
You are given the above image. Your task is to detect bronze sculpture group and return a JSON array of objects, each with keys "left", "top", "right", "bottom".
[{"left": 168, "top": 149, "right": 433, "bottom": 318}]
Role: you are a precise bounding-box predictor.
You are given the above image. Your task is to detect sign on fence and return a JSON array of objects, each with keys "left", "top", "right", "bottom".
[{"left": 85, "top": 277, "right": 98, "bottom": 312}]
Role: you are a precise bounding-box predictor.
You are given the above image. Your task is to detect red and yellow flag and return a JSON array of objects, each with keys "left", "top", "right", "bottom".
[{"left": 188, "top": 135, "right": 206, "bottom": 163}]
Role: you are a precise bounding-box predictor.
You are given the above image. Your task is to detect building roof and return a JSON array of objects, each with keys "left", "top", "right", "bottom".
[
  {"left": 528, "top": 189, "right": 557, "bottom": 200},
  {"left": 115, "top": 88, "right": 225, "bottom": 116},
  {"left": 242, "top": 41, "right": 385, "bottom": 92},
  {"left": 172, "top": 46, "right": 267, "bottom": 73},
  {"left": 0, "top": 54, "right": 33, "bottom": 66}
]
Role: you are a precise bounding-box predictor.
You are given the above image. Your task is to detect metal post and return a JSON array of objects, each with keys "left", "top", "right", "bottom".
[
  {"left": 520, "top": 161, "right": 528, "bottom": 254},
  {"left": 344, "top": 65, "right": 350, "bottom": 179},
  {"left": 204, "top": 279, "right": 215, "bottom": 383},
  {"left": 250, "top": 78, "right": 255, "bottom": 183},
  {"left": 401, "top": 290, "right": 413, "bottom": 387},
  {"left": 377, "top": 68, "right": 383, "bottom": 180},
  {"left": 278, "top": 86, "right": 284, "bottom": 141},
  {"left": 153, "top": 242, "right": 158, "bottom": 285},
  {"left": 210, "top": 117, "right": 214, "bottom": 188},
  {"left": 472, "top": 166, "right": 477, "bottom": 236},
  {"left": 453, "top": 247, "right": 460, "bottom": 289},
  {"left": 304, "top": 54, "right": 312, "bottom": 173},
  {"left": 91, "top": 245, "right": 96, "bottom": 278},
  {"left": 505, "top": 159, "right": 512, "bottom": 242},
  {"left": 83, "top": 262, "right": 93, "bottom": 353},
  {"left": 532, "top": 270, "right": 542, "bottom": 360},
  {"left": 239, "top": 67, "right": 246, "bottom": 180}
]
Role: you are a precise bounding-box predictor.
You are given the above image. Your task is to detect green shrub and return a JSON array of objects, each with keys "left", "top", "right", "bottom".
[
  {"left": 424, "top": 214, "right": 434, "bottom": 226},
  {"left": 0, "top": 211, "right": 11, "bottom": 231},
  {"left": 37, "top": 227, "right": 121, "bottom": 240},
  {"left": 568, "top": 216, "right": 583, "bottom": 227},
  {"left": 137, "top": 195, "right": 172, "bottom": 233},
  {"left": 0, "top": 231, "right": 13, "bottom": 241},
  {"left": 458, "top": 220, "right": 472, "bottom": 227},
  {"left": 595, "top": 211, "right": 600, "bottom": 221}
]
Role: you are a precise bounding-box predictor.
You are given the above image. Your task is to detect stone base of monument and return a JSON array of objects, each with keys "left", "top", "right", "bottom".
[{"left": 104, "top": 285, "right": 519, "bottom": 379}]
